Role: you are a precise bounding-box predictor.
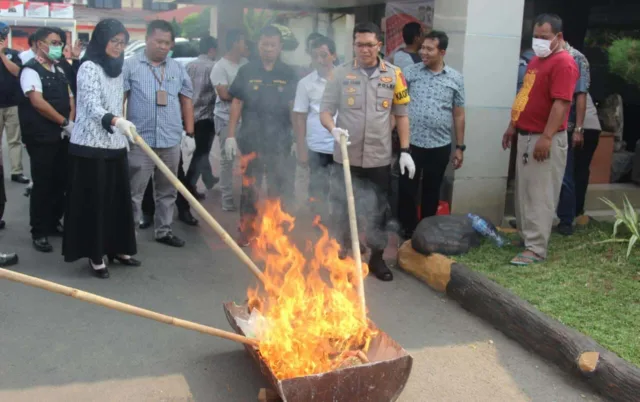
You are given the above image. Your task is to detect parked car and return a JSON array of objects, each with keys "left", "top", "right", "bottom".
[{"left": 124, "top": 38, "right": 198, "bottom": 61}]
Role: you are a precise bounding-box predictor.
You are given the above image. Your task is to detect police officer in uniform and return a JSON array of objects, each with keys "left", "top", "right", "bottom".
[
  {"left": 321, "top": 22, "right": 415, "bottom": 282},
  {"left": 225, "top": 25, "right": 298, "bottom": 246},
  {"left": 19, "top": 27, "right": 75, "bottom": 252}
]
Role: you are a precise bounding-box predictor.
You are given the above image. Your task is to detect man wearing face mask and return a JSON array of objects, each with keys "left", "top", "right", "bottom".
[
  {"left": 19, "top": 27, "right": 75, "bottom": 252},
  {"left": 320, "top": 22, "right": 413, "bottom": 282},
  {"left": 502, "top": 14, "right": 578, "bottom": 266}
]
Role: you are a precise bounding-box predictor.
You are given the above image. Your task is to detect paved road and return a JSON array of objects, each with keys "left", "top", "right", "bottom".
[{"left": 0, "top": 141, "right": 600, "bottom": 401}]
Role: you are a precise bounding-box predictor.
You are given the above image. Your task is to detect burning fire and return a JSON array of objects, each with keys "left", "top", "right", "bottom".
[
  {"left": 247, "top": 200, "right": 375, "bottom": 380},
  {"left": 240, "top": 152, "right": 258, "bottom": 187}
]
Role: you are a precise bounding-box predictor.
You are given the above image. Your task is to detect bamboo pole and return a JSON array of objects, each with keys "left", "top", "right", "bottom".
[
  {"left": 132, "top": 131, "right": 266, "bottom": 284},
  {"left": 339, "top": 135, "right": 367, "bottom": 322},
  {"left": 0, "top": 268, "right": 259, "bottom": 347}
]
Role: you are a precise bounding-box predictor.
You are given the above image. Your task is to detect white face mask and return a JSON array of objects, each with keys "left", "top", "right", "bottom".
[{"left": 532, "top": 35, "right": 557, "bottom": 58}]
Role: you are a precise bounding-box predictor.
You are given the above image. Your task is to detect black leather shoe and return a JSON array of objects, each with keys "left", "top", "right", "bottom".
[
  {"left": 108, "top": 255, "right": 142, "bottom": 266},
  {"left": 11, "top": 174, "right": 30, "bottom": 184},
  {"left": 49, "top": 223, "right": 64, "bottom": 237},
  {"left": 89, "top": 259, "right": 109, "bottom": 278},
  {"left": 156, "top": 233, "right": 185, "bottom": 247},
  {"left": 33, "top": 237, "right": 53, "bottom": 253},
  {"left": 178, "top": 210, "right": 198, "bottom": 226},
  {"left": 555, "top": 223, "right": 574, "bottom": 236},
  {"left": 369, "top": 250, "right": 393, "bottom": 282},
  {"left": 139, "top": 215, "right": 153, "bottom": 229},
  {"left": 0, "top": 220, "right": 5, "bottom": 230},
  {"left": 194, "top": 191, "right": 206, "bottom": 201},
  {"left": 0, "top": 252, "right": 18, "bottom": 266}
]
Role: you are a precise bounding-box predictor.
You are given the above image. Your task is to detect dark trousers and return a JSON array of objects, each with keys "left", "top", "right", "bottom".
[
  {"left": 240, "top": 152, "right": 295, "bottom": 232},
  {"left": 558, "top": 128, "right": 601, "bottom": 221},
  {"left": 332, "top": 164, "right": 391, "bottom": 251},
  {"left": 142, "top": 154, "right": 191, "bottom": 218},
  {"left": 186, "top": 119, "right": 215, "bottom": 189},
  {"left": 308, "top": 150, "right": 334, "bottom": 217},
  {"left": 398, "top": 143, "right": 451, "bottom": 237},
  {"left": 26, "top": 140, "right": 68, "bottom": 238},
  {"left": 558, "top": 129, "right": 602, "bottom": 225},
  {"left": 575, "top": 130, "right": 600, "bottom": 216},
  {"left": 557, "top": 130, "right": 576, "bottom": 226}
]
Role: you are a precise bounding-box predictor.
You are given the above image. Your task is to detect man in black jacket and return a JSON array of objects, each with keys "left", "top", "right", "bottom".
[
  {"left": 19, "top": 27, "right": 75, "bottom": 252},
  {"left": 0, "top": 22, "right": 29, "bottom": 186}
]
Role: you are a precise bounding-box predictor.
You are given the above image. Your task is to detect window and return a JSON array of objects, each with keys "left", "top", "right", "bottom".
[
  {"left": 142, "top": 0, "right": 176, "bottom": 11},
  {"left": 87, "top": 0, "right": 122, "bottom": 9}
]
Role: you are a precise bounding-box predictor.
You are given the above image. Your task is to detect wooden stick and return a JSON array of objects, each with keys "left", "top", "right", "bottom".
[
  {"left": 339, "top": 135, "right": 367, "bottom": 322},
  {"left": 132, "top": 132, "right": 266, "bottom": 284},
  {"left": 0, "top": 268, "right": 259, "bottom": 347}
]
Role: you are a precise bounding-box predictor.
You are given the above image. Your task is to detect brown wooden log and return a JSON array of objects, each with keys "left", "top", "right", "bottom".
[{"left": 396, "top": 241, "right": 640, "bottom": 401}]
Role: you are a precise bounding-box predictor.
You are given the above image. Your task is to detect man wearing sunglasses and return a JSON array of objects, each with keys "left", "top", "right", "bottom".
[
  {"left": 19, "top": 27, "right": 75, "bottom": 253},
  {"left": 320, "top": 22, "right": 414, "bottom": 282}
]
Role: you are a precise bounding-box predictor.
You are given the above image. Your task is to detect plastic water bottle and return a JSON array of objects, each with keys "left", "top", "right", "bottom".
[{"left": 467, "top": 213, "right": 506, "bottom": 247}]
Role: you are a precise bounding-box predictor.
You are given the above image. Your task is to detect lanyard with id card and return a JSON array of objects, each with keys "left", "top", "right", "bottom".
[{"left": 149, "top": 64, "right": 167, "bottom": 106}]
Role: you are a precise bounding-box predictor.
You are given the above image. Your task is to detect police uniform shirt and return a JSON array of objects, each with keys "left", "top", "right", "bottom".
[
  {"left": 228, "top": 60, "right": 297, "bottom": 155},
  {"left": 321, "top": 59, "right": 409, "bottom": 168},
  {"left": 0, "top": 48, "right": 23, "bottom": 108}
]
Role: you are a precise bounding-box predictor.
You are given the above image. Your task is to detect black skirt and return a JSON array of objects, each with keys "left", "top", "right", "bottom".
[{"left": 63, "top": 153, "right": 136, "bottom": 263}]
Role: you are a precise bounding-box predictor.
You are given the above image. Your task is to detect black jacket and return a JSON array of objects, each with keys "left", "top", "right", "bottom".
[
  {"left": 0, "top": 48, "right": 23, "bottom": 108},
  {"left": 18, "top": 59, "right": 71, "bottom": 145}
]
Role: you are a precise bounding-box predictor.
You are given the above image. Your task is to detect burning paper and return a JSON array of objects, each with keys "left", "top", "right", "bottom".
[{"left": 246, "top": 200, "right": 375, "bottom": 380}]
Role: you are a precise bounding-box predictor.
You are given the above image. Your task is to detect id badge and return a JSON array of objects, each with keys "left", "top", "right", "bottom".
[{"left": 156, "top": 90, "right": 168, "bottom": 106}]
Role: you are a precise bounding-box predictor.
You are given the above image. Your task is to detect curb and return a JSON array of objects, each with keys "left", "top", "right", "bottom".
[{"left": 397, "top": 241, "right": 640, "bottom": 402}]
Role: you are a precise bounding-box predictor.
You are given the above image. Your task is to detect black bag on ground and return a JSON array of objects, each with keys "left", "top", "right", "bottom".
[{"left": 411, "top": 215, "right": 483, "bottom": 256}]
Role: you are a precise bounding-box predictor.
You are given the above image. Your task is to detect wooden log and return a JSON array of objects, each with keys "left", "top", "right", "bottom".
[{"left": 396, "top": 241, "right": 640, "bottom": 401}]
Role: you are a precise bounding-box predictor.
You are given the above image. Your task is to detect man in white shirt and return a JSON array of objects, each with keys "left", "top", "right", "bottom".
[
  {"left": 293, "top": 36, "right": 337, "bottom": 219},
  {"left": 210, "top": 29, "right": 248, "bottom": 211},
  {"left": 19, "top": 33, "right": 36, "bottom": 64}
]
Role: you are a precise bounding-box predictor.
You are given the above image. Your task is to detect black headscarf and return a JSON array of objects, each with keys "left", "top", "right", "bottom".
[{"left": 81, "top": 19, "right": 129, "bottom": 78}]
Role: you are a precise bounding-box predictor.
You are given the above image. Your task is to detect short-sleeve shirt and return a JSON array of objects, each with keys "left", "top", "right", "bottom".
[
  {"left": 228, "top": 60, "right": 297, "bottom": 155},
  {"left": 565, "top": 43, "right": 590, "bottom": 125},
  {"left": 393, "top": 49, "right": 421, "bottom": 71},
  {"left": 293, "top": 70, "right": 335, "bottom": 154},
  {"left": 0, "top": 49, "right": 23, "bottom": 107},
  {"left": 320, "top": 59, "right": 409, "bottom": 168},
  {"left": 123, "top": 53, "right": 193, "bottom": 148},
  {"left": 210, "top": 56, "right": 248, "bottom": 121},
  {"left": 511, "top": 50, "right": 579, "bottom": 133},
  {"left": 404, "top": 63, "right": 465, "bottom": 149}
]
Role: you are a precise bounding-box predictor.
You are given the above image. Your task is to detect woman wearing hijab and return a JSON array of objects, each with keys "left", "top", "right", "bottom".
[{"left": 63, "top": 19, "right": 140, "bottom": 279}]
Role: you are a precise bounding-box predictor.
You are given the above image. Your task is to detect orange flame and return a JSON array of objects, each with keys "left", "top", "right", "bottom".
[
  {"left": 240, "top": 152, "right": 257, "bottom": 187},
  {"left": 247, "top": 200, "right": 374, "bottom": 380}
]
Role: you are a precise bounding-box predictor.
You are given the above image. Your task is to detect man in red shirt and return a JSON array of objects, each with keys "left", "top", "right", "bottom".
[{"left": 502, "top": 14, "right": 578, "bottom": 266}]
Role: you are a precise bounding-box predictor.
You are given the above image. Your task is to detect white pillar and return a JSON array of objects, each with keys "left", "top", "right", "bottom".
[
  {"left": 213, "top": 2, "right": 245, "bottom": 53},
  {"left": 434, "top": 0, "right": 525, "bottom": 223}
]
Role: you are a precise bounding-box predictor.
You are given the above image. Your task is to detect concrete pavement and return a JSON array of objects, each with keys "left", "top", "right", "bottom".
[{"left": 0, "top": 141, "right": 601, "bottom": 401}]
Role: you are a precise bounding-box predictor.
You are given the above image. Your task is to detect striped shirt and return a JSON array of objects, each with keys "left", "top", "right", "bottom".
[
  {"left": 187, "top": 55, "right": 216, "bottom": 122},
  {"left": 123, "top": 53, "right": 193, "bottom": 148}
]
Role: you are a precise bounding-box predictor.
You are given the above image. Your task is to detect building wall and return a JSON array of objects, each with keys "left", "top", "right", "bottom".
[{"left": 434, "top": 0, "right": 525, "bottom": 223}]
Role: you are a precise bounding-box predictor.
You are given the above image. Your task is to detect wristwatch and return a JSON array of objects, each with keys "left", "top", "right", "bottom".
[
  {"left": 575, "top": 127, "right": 584, "bottom": 134},
  {"left": 456, "top": 144, "right": 467, "bottom": 152},
  {"left": 400, "top": 147, "right": 411, "bottom": 154},
  {"left": 60, "top": 118, "right": 69, "bottom": 128}
]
